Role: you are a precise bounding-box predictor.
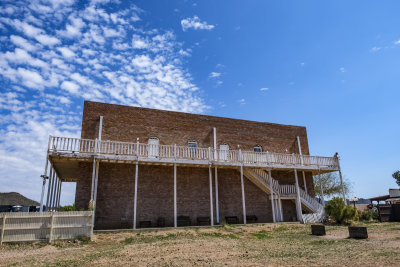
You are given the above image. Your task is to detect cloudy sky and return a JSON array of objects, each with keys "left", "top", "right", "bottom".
[{"left": 1, "top": 0, "right": 399, "bottom": 205}]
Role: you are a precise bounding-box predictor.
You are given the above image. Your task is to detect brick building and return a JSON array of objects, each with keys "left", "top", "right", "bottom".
[{"left": 40, "top": 101, "right": 344, "bottom": 229}]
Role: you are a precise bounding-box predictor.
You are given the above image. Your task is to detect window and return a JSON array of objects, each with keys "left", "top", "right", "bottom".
[
  {"left": 188, "top": 141, "right": 198, "bottom": 156},
  {"left": 148, "top": 137, "right": 159, "bottom": 157},
  {"left": 219, "top": 144, "right": 229, "bottom": 161},
  {"left": 254, "top": 145, "right": 262, "bottom": 153}
]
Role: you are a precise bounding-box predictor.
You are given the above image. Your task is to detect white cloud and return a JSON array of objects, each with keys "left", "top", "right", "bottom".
[
  {"left": 209, "top": 72, "right": 221, "bottom": 78},
  {"left": 370, "top": 47, "right": 381, "bottom": 52},
  {"left": 10, "top": 35, "right": 38, "bottom": 51},
  {"left": 339, "top": 67, "right": 346, "bottom": 73},
  {"left": 300, "top": 62, "right": 305, "bottom": 67},
  {"left": 260, "top": 87, "right": 269, "bottom": 91},
  {"left": 57, "top": 47, "right": 75, "bottom": 58},
  {"left": 395, "top": 40, "right": 400, "bottom": 45},
  {"left": 238, "top": 98, "right": 246, "bottom": 105},
  {"left": 61, "top": 81, "right": 80, "bottom": 94},
  {"left": 181, "top": 16, "right": 215, "bottom": 31},
  {"left": 0, "top": 0, "right": 208, "bottom": 206}
]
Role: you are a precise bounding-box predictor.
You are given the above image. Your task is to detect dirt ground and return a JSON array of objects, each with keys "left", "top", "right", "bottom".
[{"left": 1, "top": 222, "right": 399, "bottom": 266}]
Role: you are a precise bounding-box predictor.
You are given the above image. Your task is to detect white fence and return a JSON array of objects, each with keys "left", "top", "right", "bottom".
[{"left": 0, "top": 211, "right": 93, "bottom": 245}]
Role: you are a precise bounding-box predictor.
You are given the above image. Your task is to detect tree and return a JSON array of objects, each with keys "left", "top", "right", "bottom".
[
  {"left": 325, "top": 197, "right": 358, "bottom": 224},
  {"left": 313, "top": 172, "right": 351, "bottom": 199},
  {"left": 392, "top": 170, "right": 400, "bottom": 187}
]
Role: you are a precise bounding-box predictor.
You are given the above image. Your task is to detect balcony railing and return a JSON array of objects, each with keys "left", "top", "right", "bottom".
[{"left": 48, "top": 136, "right": 339, "bottom": 170}]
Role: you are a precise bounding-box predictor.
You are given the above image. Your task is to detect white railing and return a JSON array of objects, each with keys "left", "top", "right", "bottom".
[
  {"left": 247, "top": 169, "right": 280, "bottom": 193},
  {"left": 0, "top": 211, "right": 93, "bottom": 245},
  {"left": 279, "top": 185, "right": 297, "bottom": 196},
  {"left": 48, "top": 136, "right": 339, "bottom": 170}
]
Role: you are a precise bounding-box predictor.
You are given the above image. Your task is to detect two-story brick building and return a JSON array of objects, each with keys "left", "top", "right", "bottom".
[{"left": 40, "top": 101, "right": 344, "bottom": 229}]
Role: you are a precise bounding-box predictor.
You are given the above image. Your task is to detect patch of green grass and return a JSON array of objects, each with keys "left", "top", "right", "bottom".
[
  {"left": 198, "top": 232, "right": 239, "bottom": 239},
  {"left": 371, "top": 251, "right": 399, "bottom": 258},
  {"left": 252, "top": 230, "right": 272, "bottom": 240}
]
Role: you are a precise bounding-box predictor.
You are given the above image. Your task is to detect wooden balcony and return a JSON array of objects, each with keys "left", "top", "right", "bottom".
[{"left": 47, "top": 136, "right": 339, "bottom": 177}]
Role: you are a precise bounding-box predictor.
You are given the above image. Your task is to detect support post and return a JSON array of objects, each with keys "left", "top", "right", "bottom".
[
  {"left": 208, "top": 165, "right": 214, "bottom": 226},
  {"left": 55, "top": 181, "right": 62, "bottom": 211},
  {"left": 294, "top": 169, "right": 303, "bottom": 222},
  {"left": 268, "top": 169, "right": 276, "bottom": 223},
  {"left": 40, "top": 155, "right": 50, "bottom": 212},
  {"left": 49, "top": 169, "right": 57, "bottom": 211},
  {"left": 278, "top": 195, "right": 283, "bottom": 222},
  {"left": 90, "top": 158, "right": 97, "bottom": 201},
  {"left": 240, "top": 165, "right": 246, "bottom": 224},
  {"left": 50, "top": 175, "right": 59, "bottom": 212},
  {"left": 0, "top": 215, "right": 6, "bottom": 245},
  {"left": 45, "top": 167, "right": 53, "bottom": 211},
  {"left": 133, "top": 162, "right": 138, "bottom": 229},
  {"left": 318, "top": 168, "right": 325, "bottom": 206},
  {"left": 297, "top": 136, "right": 308, "bottom": 194},
  {"left": 92, "top": 160, "right": 99, "bottom": 230},
  {"left": 302, "top": 172, "right": 308, "bottom": 194},
  {"left": 49, "top": 213, "right": 55, "bottom": 243},
  {"left": 213, "top": 127, "right": 217, "bottom": 160},
  {"left": 174, "top": 163, "right": 177, "bottom": 228},
  {"left": 214, "top": 167, "right": 219, "bottom": 224}
]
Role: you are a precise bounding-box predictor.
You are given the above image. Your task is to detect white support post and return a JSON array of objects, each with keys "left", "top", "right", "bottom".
[
  {"left": 208, "top": 165, "right": 214, "bottom": 226},
  {"left": 92, "top": 160, "right": 99, "bottom": 230},
  {"left": 302, "top": 172, "right": 308, "bottom": 194},
  {"left": 214, "top": 167, "right": 219, "bottom": 224},
  {"left": 0, "top": 215, "right": 6, "bottom": 245},
  {"left": 51, "top": 175, "right": 59, "bottom": 212},
  {"left": 49, "top": 213, "right": 55, "bottom": 243},
  {"left": 98, "top": 116, "right": 103, "bottom": 141},
  {"left": 318, "top": 168, "right": 325, "bottom": 206},
  {"left": 133, "top": 162, "right": 139, "bottom": 229},
  {"left": 40, "top": 154, "right": 50, "bottom": 212},
  {"left": 45, "top": 167, "right": 53, "bottom": 211},
  {"left": 297, "top": 136, "right": 308, "bottom": 194},
  {"left": 294, "top": 169, "right": 303, "bottom": 222},
  {"left": 49, "top": 170, "right": 57, "bottom": 211},
  {"left": 90, "top": 158, "right": 97, "bottom": 201},
  {"left": 278, "top": 195, "right": 283, "bottom": 222},
  {"left": 240, "top": 165, "right": 246, "bottom": 224},
  {"left": 56, "top": 181, "right": 62, "bottom": 211},
  {"left": 338, "top": 170, "right": 346, "bottom": 204},
  {"left": 174, "top": 163, "right": 177, "bottom": 228},
  {"left": 268, "top": 169, "right": 276, "bottom": 223}
]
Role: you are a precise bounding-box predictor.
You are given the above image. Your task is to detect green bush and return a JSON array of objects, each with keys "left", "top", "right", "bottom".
[
  {"left": 360, "top": 209, "right": 379, "bottom": 221},
  {"left": 58, "top": 204, "right": 76, "bottom": 211},
  {"left": 324, "top": 197, "right": 358, "bottom": 224}
]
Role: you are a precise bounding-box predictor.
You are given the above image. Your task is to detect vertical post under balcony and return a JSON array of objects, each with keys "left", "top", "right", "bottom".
[
  {"left": 297, "top": 136, "right": 308, "bottom": 194},
  {"left": 46, "top": 167, "right": 53, "bottom": 211},
  {"left": 278, "top": 194, "right": 283, "bottom": 222},
  {"left": 174, "top": 162, "right": 177, "bottom": 228},
  {"left": 294, "top": 169, "right": 303, "bottom": 222},
  {"left": 133, "top": 162, "right": 138, "bottom": 229},
  {"left": 208, "top": 164, "right": 214, "bottom": 226},
  {"left": 240, "top": 164, "right": 246, "bottom": 224},
  {"left": 268, "top": 169, "right": 276, "bottom": 223},
  {"left": 336, "top": 154, "right": 346, "bottom": 204},
  {"left": 318, "top": 168, "right": 325, "bottom": 206},
  {"left": 214, "top": 167, "right": 219, "bottom": 224}
]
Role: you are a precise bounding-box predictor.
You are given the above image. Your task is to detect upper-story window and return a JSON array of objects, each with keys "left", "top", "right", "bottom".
[
  {"left": 254, "top": 145, "right": 262, "bottom": 153},
  {"left": 188, "top": 141, "right": 198, "bottom": 155},
  {"left": 219, "top": 144, "right": 229, "bottom": 160}
]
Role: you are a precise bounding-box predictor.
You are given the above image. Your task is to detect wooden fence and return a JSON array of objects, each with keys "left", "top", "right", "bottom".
[{"left": 0, "top": 211, "right": 93, "bottom": 245}]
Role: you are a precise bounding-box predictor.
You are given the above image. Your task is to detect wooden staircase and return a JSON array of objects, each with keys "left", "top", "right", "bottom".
[{"left": 244, "top": 168, "right": 325, "bottom": 223}]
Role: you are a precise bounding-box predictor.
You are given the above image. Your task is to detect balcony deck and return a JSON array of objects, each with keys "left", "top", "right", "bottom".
[{"left": 47, "top": 136, "right": 339, "bottom": 181}]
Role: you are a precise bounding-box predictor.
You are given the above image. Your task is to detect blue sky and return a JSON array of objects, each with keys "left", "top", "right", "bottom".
[{"left": 0, "top": 0, "right": 399, "bottom": 205}]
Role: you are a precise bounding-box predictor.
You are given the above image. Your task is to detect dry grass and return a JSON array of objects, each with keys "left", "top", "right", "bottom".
[{"left": 1, "top": 222, "right": 400, "bottom": 266}]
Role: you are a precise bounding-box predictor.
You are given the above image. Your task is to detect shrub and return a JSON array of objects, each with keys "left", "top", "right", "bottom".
[
  {"left": 58, "top": 204, "right": 76, "bottom": 211},
  {"left": 360, "top": 209, "right": 379, "bottom": 221},
  {"left": 324, "top": 197, "right": 358, "bottom": 224}
]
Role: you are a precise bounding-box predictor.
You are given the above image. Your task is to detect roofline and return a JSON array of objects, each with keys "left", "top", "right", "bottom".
[{"left": 83, "top": 100, "right": 308, "bottom": 130}]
